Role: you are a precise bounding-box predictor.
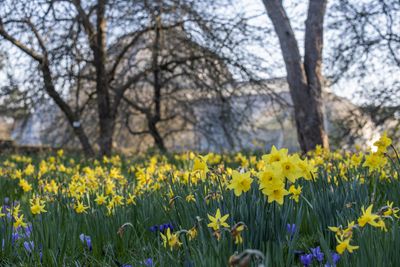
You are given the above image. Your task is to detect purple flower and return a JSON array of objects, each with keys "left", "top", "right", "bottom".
[
  {"left": 2, "top": 206, "right": 11, "bottom": 220},
  {"left": 23, "top": 241, "right": 34, "bottom": 253},
  {"left": 149, "top": 225, "right": 158, "bottom": 232},
  {"left": 12, "top": 232, "right": 19, "bottom": 243},
  {"left": 85, "top": 236, "right": 92, "bottom": 251},
  {"left": 122, "top": 265, "right": 132, "bottom": 267},
  {"left": 24, "top": 224, "right": 33, "bottom": 238},
  {"left": 79, "top": 233, "right": 85, "bottom": 243},
  {"left": 300, "top": 253, "right": 313, "bottom": 267},
  {"left": 311, "top": 246, "right": 324, "bottom": 262},
  {"left": 144, "top": 258, "right": 154, "bottom": 266},
  {"left": 286, "top": 223, "right": 296, "bottom": 238},
  {"left": 325, "top": 252, "right": 340, "bottom": 267},
  {"left": 79, "top": 233, "right": 92, "bottom": 251},
  {"left": 160, "top": 223, "right": 173, "bottom": 232},
  {"left": 150, "top": 223, "right": 174, "bottom": 233},
  {"left": 332, "top": 253, "right": 340, "bottom": 263}
]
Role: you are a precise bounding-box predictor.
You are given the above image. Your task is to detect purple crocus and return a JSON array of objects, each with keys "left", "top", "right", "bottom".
[
  {"left": 12, "top": 232, "right": 19, "bottom": 243},
  {"left": 311, "top": 246, "right": 324, "bottom": 262},
  {"left": 1, "top": 205, "right": 7, "bottom": 214},
  {"left": 144, "top": 258, "right": 154, "bottom": 266},
  {"left": 159, "top": 223, "right": 173, "bottom": 232},
  {"left": 150, "top": 223, "right": 173, "bottom": 233},
  {"left": 300, "top": 253, "right": 313, "bottom": 267},
  {"left": 149, "top": 225, "right": 158, "bottom": 233},
  {"left": 332, "top": 253, "right": 340, "bottom": 263},
  {"left": 79, "top": 233, "right": 92, "bottom": 251},
  {"left": 325, "top": 252, "right": 340, "bottom": 267},
  {"left": 23, "top": 241, "right": 34, "bottom": 253},
  {"left": 24, "top": 224, "right": 33, "bottom": 238},
  {"left": 286, "top": 223, "right": 296, "bottom": 238},
  {"left": 3, "top": 206, "right": 12, "bottom": 220}
]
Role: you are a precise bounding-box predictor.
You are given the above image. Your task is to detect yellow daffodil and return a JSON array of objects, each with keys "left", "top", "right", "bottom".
[
  {"left": 231, "top": 222, "right": 246, "bottom": 245},
  {"left": 227, "top": 170, "right": 253, "bottom": 196},
  {"left": 363, "top": 153, "right": 387, "bottom": 171},
  {"left": 186, "top": 194, "right": 196, "bottom": 202},
  {"left": 187, "top": 227, "right": 198, "bottom": 241},
  {"left": 329, "top": 221, "right": 355, "bottom": 240},
  {"left": 358, "top": 204, "right": 385, "bottom": 230},
  {"left": 279, "top": 155, "right": 302, "bottom": 183},
  {"left": 373, "top": 132, "right": 392, "bottom": 153},
  {"left": 258, "top": 164, "right": 284, "bottom": 194},
  {"left": 95, "top": 193, "right": 108, "bottom": 205},
  {"left": 192, "top": 155, "right": 209, "bottom": 176},
  {"left": 265, "top": 185, "right": 289, "bottom": 205},
  {"left": 259, "top": 173, "right": 289, "bottom": 205},
  {"left": 160, "top": 228, "right": 182, "bottom": 250},
  {"left": 335, "top": 236, "right": 359, "bottom": 254},
  {"left": 13, "top": 214, "right": 27, "bottom": 229},
  {"left": 30, "top": 196, "right": 47, "bottom": 215},
  {"left": 8, "top": 204, "right": 21, "bottom": 218},
  {"left": 297, "top": 159, "right": 316, "bottom": 180},
  {"left": 19, "top": 179, "right": 32, "bottom": 192},
  {"left": 24, "top": 164, "right": 35, "bottom": 176},
  {"left": 126, "top": 193, "right": 136, "bottom": 205},
  {"left": 262, "top": 146, "right": 288, "bottom": 164},
  {"left": 289, "top": 185, "right": 302, "bottom": 202},
  {"left": 383, "top": 201, "right": 399, "bottom": 218},
  {"left": 207, "top": 208, "right": 230, "bottom": 231},
  {"left": 111, "top": 195, "right": 124, "bottom": 206},
  {"left": 74, "top": 201, "right": 89, "bottom": 214},
  {"left": 57, "top": 149, "right": 64, "bottom": 157}
]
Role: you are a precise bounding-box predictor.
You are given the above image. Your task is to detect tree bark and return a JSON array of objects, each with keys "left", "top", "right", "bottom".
[
  {"left": 0, "top": 20, "right": 95, "bottom": 157},
  {"left": 94, "top": 0, "right": 114, "bottom": 157},
  {"left": 148, "top": 118, "right": 166, "bottom": 152},
  {"left": 262, "top": 0, "right": 329, "bottom": 153},
  {"left": 149, "top": 15, "right": 166, "bottom": 153},
  {"left": 304, "top": 0, "right": 329, "bottom": 149},
  {"left": 74, "top": 0, "right": 114, "bottom": 157},
  {"left": 41, "top": 64, "right": 95, "bottom": 157}
]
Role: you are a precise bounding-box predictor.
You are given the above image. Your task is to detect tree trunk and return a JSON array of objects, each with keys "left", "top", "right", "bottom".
[
  {"left": 262, "top": 0, "right": 329, "bottom": 153},
  {"left": 148, "top": 16, "right": 166, "bottom": 153},
  {"left": 148, "top": 119, "right": 166, "bottom": 152},
  {"left": 0, "top": 20, "right": 95, "bottom": 157},
  {"left": 94, "top": 0, "right": 114, "bottom": 157},
  {"left": 72, "top": 0, "right": 114, "bottom": 157},
  {"left": 41, "top": 63, "right": 95, "bottom": 157},
  {"left": 303, "top": 0, "right": 329, "bottom": 150}
]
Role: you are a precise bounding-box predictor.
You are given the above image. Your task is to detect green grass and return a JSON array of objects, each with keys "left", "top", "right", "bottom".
[{"left": 0, "top": 149, "right": 399, "bottom": 266}]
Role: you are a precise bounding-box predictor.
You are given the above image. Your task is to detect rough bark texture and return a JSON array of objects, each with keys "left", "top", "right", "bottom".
[
  {"left": 94, "top": 0, "right": 114, "bottom": 157},
  {"left": 150, "top": 20, "right": 167, "bottom": 152},
  {"left": 148, "top": 118, "right": 166, "bottom": 152},
  {"left": 304, "top": 0, "right": 329, "bottom": 150},
  {"left": 41, "top": 63, "right": 95, "bottom": 157},
  {"left": 73, "top": 0, "right": 114, "bottom": 157},
  {"left": 262, "top": 0, "right": 329, "bottom": 153}
]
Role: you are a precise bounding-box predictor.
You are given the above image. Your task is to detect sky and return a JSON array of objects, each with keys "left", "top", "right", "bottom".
[
  {"left": 236, "top": 0, "right": 361, "bottom": 102},
  {"left": 1, "top": 0, "right": 394, "bottom": 106},
  {"left": 252, "top": 0, "right": 397, "bottom": 106}
]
